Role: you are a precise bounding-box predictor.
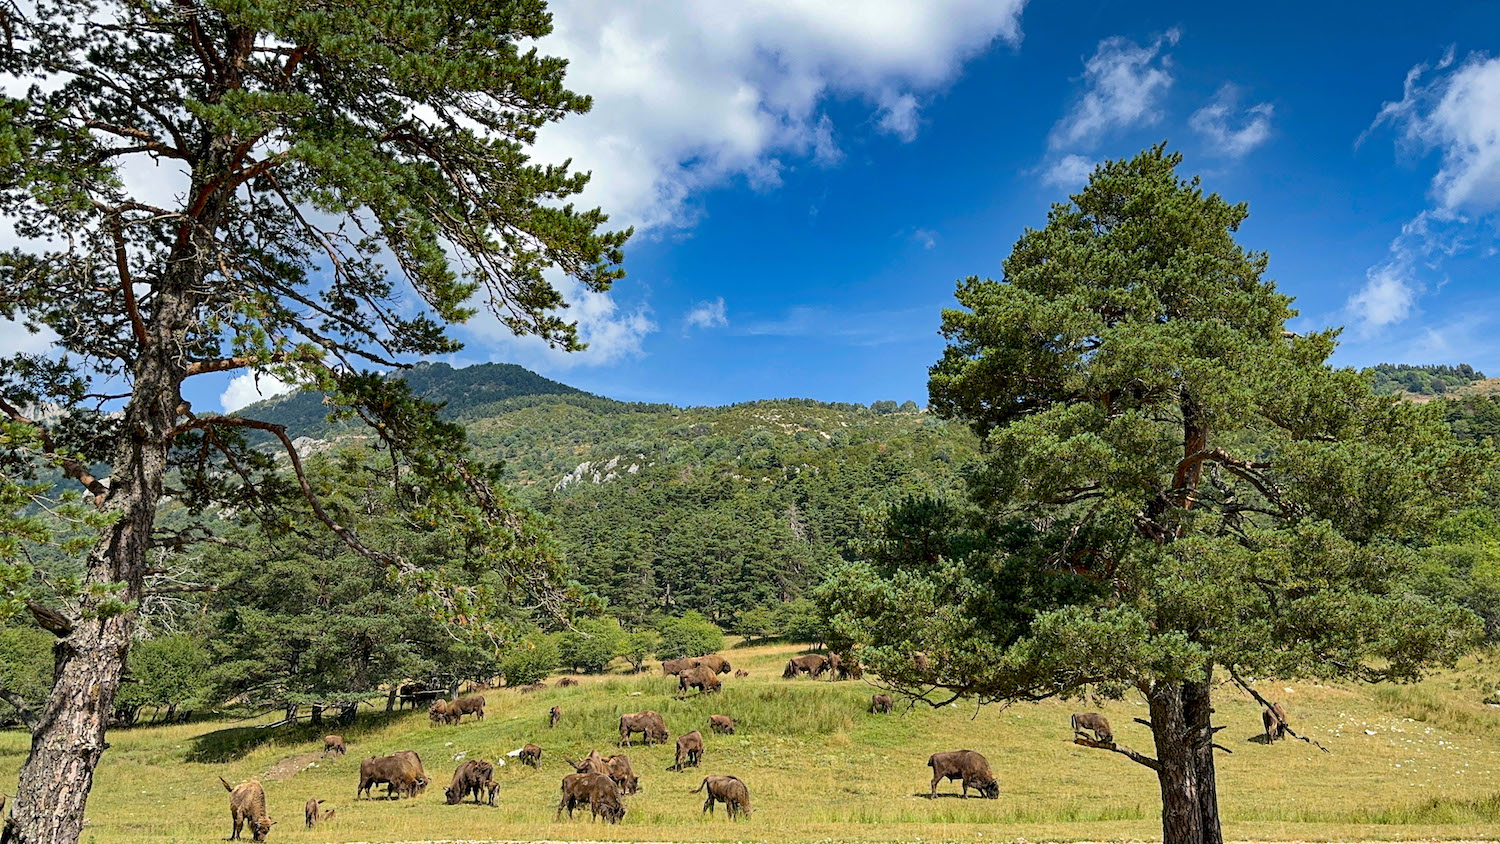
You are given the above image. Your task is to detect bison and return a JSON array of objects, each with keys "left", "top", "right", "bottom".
[
  {"left": 1071, "top": 712, "right": 1113, "bottom": 743},
  {"left": 679, "top": 665, "right": 721, "bottom": 695},
  {"left": 303, "top": 798, "right": 333, "bottom": 828},
  {"left": 837, "top": 653, "right": 863, "bottom": 680},
  {"left": 661, "top": 657, "right": 696, "bottom": 676},
  {"left": 692, "top": 775, "right": 751, "bottom": 818},
  {"left": 695, "top": 654, "right": 731, "bottom": 675},
  {"left": 826, "top": 652, "right": 843, "bottom": 680},
  {"left": 870, "top": 694, "right": 893, "bottom": 714},
  {"left": 519, "top": 743, "right": 542, "bottom": 769},
  {"left": 782, "top": 653, "right": 828, "bottom": 679},
  {"left": 673, "top": 730, "right": 705, "bottom": 772},
  {"left": 557, "top": 677, "right": 579, "bottom": 687},
  {"left": 398, "top": 682, "right": 441, "bottom": 709},
  {"left": 450, "top": 694, "right": 486, "bottom": 721},
  {"left": 445, "top": 759, "right": 496, "bottom": 806},
  {"left": 429, "top": 700, "right": 457, "bottom": 725},
  {"left": 1262, "top": 702, "right": 1289, "bottom": 743},
  {"left": 734, "top": 668, "right": 749, "bottom": 678},
  {"left": 519, "top": 682, "right": 547, "bottom": 693},
  {"left": 220, "top": 776, "right": 274, "bottom": 841},
  {"left": 927, "top": 749, "right": 999, "bottom": 799},
  {"left": 357, "top": 751, "right": 428, "bottom": 800},
  {"left": 550, "top": 705, "right": 561, "bottom": 728},
  {"left": 708, "top": 714, "right": 735, "bottom": 734},
  {"left": 619, "top": 710, "right": 669, "bottom": 746},
  {"left": 322, "top": 735, "right": 345, "bottom": 756},
  {"left": 605, "top": 753, "right": 639, "bottom": 795},
  {"left": 556, "top": 772, "right": 625, "bottom": 823},
  {"left": 567, "top": 749, "right": 609, "bottom": 776}
]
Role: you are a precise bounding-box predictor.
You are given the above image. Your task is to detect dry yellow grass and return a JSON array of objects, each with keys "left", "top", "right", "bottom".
[{"left": 4, "top": 641, "right": 1500, "bottom": 843}]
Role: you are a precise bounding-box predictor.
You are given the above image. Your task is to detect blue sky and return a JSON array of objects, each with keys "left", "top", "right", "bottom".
[{"left": 149, "top": 2, "right": 1500, "bottom": 409}]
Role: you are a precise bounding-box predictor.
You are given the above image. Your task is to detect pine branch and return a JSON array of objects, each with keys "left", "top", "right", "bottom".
[{"left": 1072, "top": 737, "right": 1161, "bottom": 771}]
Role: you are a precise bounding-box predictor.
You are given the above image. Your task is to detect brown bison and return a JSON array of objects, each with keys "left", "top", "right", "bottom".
[
  {"left": 1071, "top": 712, "right": 1113, "bottom": 743},
  {"left": 782, "top": 653, "right": 828, "bottom": 679},
  {"left": 303, "top": 798, "right": 333, "bottom": 828},
  {"left": 826, "top": 652, "right": 843, "bottom": 679},
  {"left": 692, "top": 775, "right": 751, "bottom": 818},
  {"left": 708, "top": 714, "right": 735, "bottom": 734},
  {"left": 357, "top": 751, "right": 428, "bottom": 800},
  {"left": 734, "top": 668, "right": 749, "bottom": 678},
  {"left": 219, "top": 776, "right": 274, "bottom": 841},
  {"left": 557, "top": 677, "right": 579, "bottom": 687},
  {"left": 870, "top": 694, "right": 893, "bottom": 714},
  {"left": 520, "top": 743, "right": 542, "bottom": 769},
  {"left": 695, "top": 654, "right": 732, "bottom": 675},
  {"left": 619, "top": 710, "right": 669, "bottom": 746},
  {"left": 445, "top": 759, "right": 496, "bottom": 805},
  {"left": 605, "top": 753, "right": 639, "bottom": 795},
  {"left": 322, "top": 735, "right": 346, "bottom": 756},
  {"left": 567, "top": 749, "right": 609, "bottom": 776},
  {"left": 519, "top": 682, "right": 547, "bottom": 693},
  {"left": 927, "top": 750, "right": 999, "bottom": 799},
  {"left": 429, "top": 700, "right": 458, "bottom": 725},
  {"left": 836, "top": 653, "right": 863, "bottom": 680},
  {"left": 550, "top": 705, "right": 561, "bottom": 728},
  {"left": 557, "top": 772, "right": 625, "bottom": 823},
  {"left": 450, "top": 695, "right": 486, "bottom": 721},
  {"left": 398, "top": 682, "right": 441, "bottom": 709},
  {"left": 673, "top": 729, "right": 705, "bottom": 772},
  {"left": 1262, "top": 702, "right": 1289, "bottom": 743},
  {"left": 679, "top": 665, "right": 722, "bottom": 695},
  {"left": 661, "top": 657, "right": 697, "bottom": 676}
]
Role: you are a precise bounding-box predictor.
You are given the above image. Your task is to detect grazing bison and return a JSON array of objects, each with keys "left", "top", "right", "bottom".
[
  {"left": 445, "top": 759, "right": 496, "bottom": 805},
  {"left": 734, "top": 668, "right": 749, "bottom": 678},
  {"left": 357, "top": 751, "right": 428, "bottom": 800},
  {"left": 837, "top": 653, "right": 863, "bottom": 680},
  {"left": 695, "top": 654, "right": 731, "bottom": 675},
  {"left": 619, "top": 710, "right": 669, "bottom": 746},
  {"left": 550, "top": 705, "right": 561, "bottom": 728},
  {"left": 1071, "top": 712, "right": 1113, "bottom": 743},
  {"left": 450, "top": 695, "right": 486, "bottom": 722},
  {"left": 567, "top": 749, "right": 609, "bottom": 776},
  {"left": 692, "top": 775, "right": 751, "bottom": 818},
  {"left": 782, "top": 653, "right": 828, "bottom": 679},
  {"left": 927, "top": 750, "right": 999, "bottom": 799},
  {"left": 303, "top": 798, "right": 333, "bottom": 828},
  {"left": 679, "top": 665, "right": 721, "bottom": 695},
  {"left": 673, "top": 730, "right": 705, "bottom": 772},
  {"left": 429, "top": 700, "right": 457, "bottom": 725},
  {"left": 1262, "top": 702, "right": 1289, "bottom": 743},
  {"left": 605, "top": 753, "right": 639, "bottom": 795},
  {"left": 826, "top": 652, "right": 843, "bottom": 680},
  {"left": 557, "top": 772, "right": 625, "bottom": 823},
  {"left": 219, "top": 776, "right": 274, "bottom": 841},
  {"left": 520, "top": 743, "right": 542, "bottom": 769},
  {"left": 708, "top": 714, "right": 735, "bottom": 734},
  {"left": 519, "top": 682, "right": 547, "bottom": 693},
  {"left": 322, "top": 735, "right": 345, "bottom": 756},
  {"left": 661, "top": 657, "right": 696, "bottom": 676},
  {"left": 557, "top": 677, "right": 578, "bottom": 687},
  {"left": 870, "top": 694, "right": 893, "bottom": 714}
]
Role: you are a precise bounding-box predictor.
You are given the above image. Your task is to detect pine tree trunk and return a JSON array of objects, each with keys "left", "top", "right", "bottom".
[
  {"left": 1184, "top": 672, "right": 1223, "bottom": 844},
  {"left": 310, "top": 705, "right": 323, "bottom": 727},
  {"left": 1148, "top": 681, "right": 1204, "bottom": 844},
  {"left": 386, "top": 687, "right": 398, "bottom": 713}
]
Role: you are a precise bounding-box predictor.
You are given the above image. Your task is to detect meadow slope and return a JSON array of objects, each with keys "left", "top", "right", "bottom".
[{"left": 5, "top": 641, "right": 1500, "bottom": 844}]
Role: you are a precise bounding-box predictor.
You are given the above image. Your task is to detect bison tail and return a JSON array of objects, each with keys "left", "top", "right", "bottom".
[
  {"left": 219, "top": 775, "right": 234, "bottom": 792},
  {"left": 690, "top": 777, "right": 709, "bottom": 794}
]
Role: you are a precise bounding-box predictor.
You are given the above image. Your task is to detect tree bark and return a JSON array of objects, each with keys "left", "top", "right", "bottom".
[
  {"left": 1183, "top": 671, "right": 1222, "bottom": 844},
  {"left": 310, "top": 704, "right": 323, "bottom": 727},
  {"left": 1147, "top": 681, "right": 1204, "bottom": 844},
  {"left": 385, "top": 686, "right": 398, "bottom": 713}
]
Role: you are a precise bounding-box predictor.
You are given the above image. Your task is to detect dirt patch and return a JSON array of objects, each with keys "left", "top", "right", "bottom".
[{"left": 262, "top": 751, "right": 327, "bottom": 781}]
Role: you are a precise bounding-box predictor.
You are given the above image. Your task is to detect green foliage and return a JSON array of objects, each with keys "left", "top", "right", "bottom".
[
  {"left": 735, "top": 605, "right": 778, "bottom": 642},
  {"left": 1444, "top": 395, "right": 1500, "bottom": 443},
  {"left": 777, "top": 598, "right": 824, "bottom": 644},
  {"left": 653, "top": 610, "right": 724, "bottom": 660},
  {"left": 499, "top": 635, "right": 558, "bottom": 687},
  {"left": 557, "top": 617, "right": 625, "bottom": 674},
  {"left": 1368, "top": 363, "right": 1486, "bottom": 396},
  {"left": 114, "top": 634, "right": 212, "bottom": 722},
  {"left": 619, "top": 629, "right": 657, "bottom": 673},
  {"left": 0, "top": 624, "right": 50, "bottom": 722}
]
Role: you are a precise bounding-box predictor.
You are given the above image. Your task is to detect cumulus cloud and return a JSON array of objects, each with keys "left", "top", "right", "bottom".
[
  {"left": 684, "top": 297, "right": 729, "bottom": 331},
  {"left": 461, "top": 277, "right": 657, "bottom": 372},
  {"left": 0, "top": 317, "right": 59, "bottom": 357},
  {"left": 911, "top": 228, "right": 938, "bottom": 250},
  {"left": 530, "top": 1, "right": 1029, "bottom": 232},
  {"left": 1189, "top": 84, "right": 1273, "bottom": 158},
  {"left": 1368, "top": 48, "right": 1500, "bottom": 213},
  {"left": 220, "top": 371, "right": 297, "bottom": 413},
  {"left": 1042, "top": 153, "right": 1096, "bottom": 188},
  {"left": 1347, "top": 263, "right": 1419, "bottom": 332},
  {"left": 1049, "top": 29, "right": 1179, "bottom": 151}
]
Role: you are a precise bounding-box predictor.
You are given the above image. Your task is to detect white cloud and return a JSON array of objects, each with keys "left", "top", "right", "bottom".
[
  {"left": 684, "top": 297, "right": 729, "bottom": 331},
  {"left": 530, "top": 1, "right": 1029, "bottom": 232},
  {"left": 1049, "top": 29, "right": 1179, "bottom": 151},
  {"left": 462, "top": 277, "right": 657, "bottom": 372},
  {"left": 1042, "top": 153, "right": 1096, "bottom": 188},
  {"left": 0, "top": 317, "right": 59, "bottom": 357},
  {"left": 911, "top": 228, "right": 938, "bottom": 249},
  {"left": 1368, "top": 49, "right": 1500, "bottom": 213},
  {"left": 220, "top": 371, "right": 296, "bottom": 413},
  {"left": 1347, "top": 262, "right": 1419, "bottom": 332},
  {"left": 1189, "top": 84, "right": 1273, "bottom": 158}
]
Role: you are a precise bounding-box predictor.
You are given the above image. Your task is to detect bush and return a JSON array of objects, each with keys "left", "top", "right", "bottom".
[
  {"left": 500, "top": 636, "right": 559, "bottom": 686},
  {"left": 654, "top": 611, "right": 724, "bottom": 660},
  {"left": 0, "top": 625, "right": 51, "bottom": 724},
  {"left": 621, "top": 630, "right": 657, "bottom": 673},
  {"left": 777, "top": 598, "right": 824, "bottom": 643},
  {"left": 736, "top": 605, "right": 778, "bottom": 642},
  {"left": 557, "top": 617, "right": 625, "bottom": 674}
]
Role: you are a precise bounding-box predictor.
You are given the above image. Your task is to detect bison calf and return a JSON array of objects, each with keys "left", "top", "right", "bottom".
[
  {"left": 322, "top": 735, "right": 346, "bottom": 756},
  {"left": 927, "top": 749, "right": 999, "bottom": 799},
  {"left": 549, "top": 705, "right": 561, "bottom": 728},
  {"left": 693, "top": 775, "right": 751, "bottom": 818},
  {"left": 220, "top": 776, "right": 275, "bottom": 841},
  {"left": 1071, "top": 712, "right": 1112, "bottom": 743},
  {"left": 303, "top": 798, "right": 333, "bottom": 828},
  {"left": 870, "top": 694, "right": 893, "bottom": 714},
  {"left": 520, "top": 743, "right": 542, "bottom": 768},
  {"left": 673, "top": 730, "right": 705, "bottom": 772},
  {"left": 605, "top": 753, "right": 639, "bottom": 795},
  {"left": 1263, "top": 702, "right": 1289, "bottom": 743},
  {"left": 708, "top": 714, "right": 735, "bottom": 734}
]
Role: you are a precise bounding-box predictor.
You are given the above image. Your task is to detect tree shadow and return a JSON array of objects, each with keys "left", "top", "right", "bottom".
[
  {"left": 916, "top": 792, "right": 978, "bottom": 800},
  {"left": 1245, "top": 733, "right": 1272, "bottom": 745},
  {"left": 186, "top": 710, "right": 408, "bottom": 763}
]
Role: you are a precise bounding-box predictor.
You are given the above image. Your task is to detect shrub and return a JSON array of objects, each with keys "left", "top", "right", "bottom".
[
  {"left": 654, "top": 611, "right": 724, "bottom": 660},
  {"left": 500, "top": 636, "right": 559, "bottom": 686},
  {"left": 558, "top": 617, "right": 625, "bottom": 674}
]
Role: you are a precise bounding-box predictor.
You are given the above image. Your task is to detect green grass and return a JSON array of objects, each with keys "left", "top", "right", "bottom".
[{"left": 5, "top": 641, "right": 1500, "bottom": 843}]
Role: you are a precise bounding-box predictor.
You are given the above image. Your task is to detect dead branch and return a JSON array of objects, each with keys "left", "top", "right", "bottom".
[
  {"left": 1227, "top": 666, "right": 1331, "bottom": 753},
  {"left": 1072, "top": 737, "right": 1161, "bottom": 771}
]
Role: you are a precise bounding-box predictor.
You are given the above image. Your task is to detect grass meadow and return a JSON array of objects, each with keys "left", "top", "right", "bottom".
[{"left": 5, "top": 640, "right": 1500, "bottom": 843}]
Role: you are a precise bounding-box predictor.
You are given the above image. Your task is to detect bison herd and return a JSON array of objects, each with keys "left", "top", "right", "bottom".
[{"left": 217, "top": 653, "right": 1300, "bottom": 840}]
